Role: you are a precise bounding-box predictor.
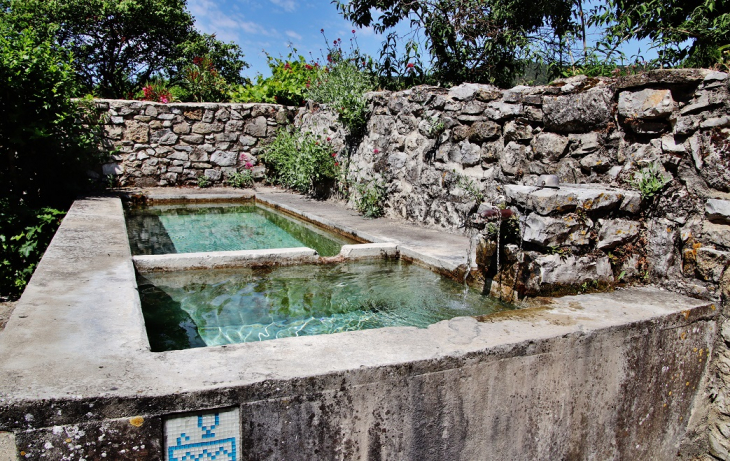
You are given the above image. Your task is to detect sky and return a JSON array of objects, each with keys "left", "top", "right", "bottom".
[{"left": 188, "top": 0, "right": 658, "bottom": 81}]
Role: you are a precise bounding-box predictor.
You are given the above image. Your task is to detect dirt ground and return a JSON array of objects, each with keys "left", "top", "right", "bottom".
[{"left": 0, "top": 301, "right": 16, "bottom": 332}]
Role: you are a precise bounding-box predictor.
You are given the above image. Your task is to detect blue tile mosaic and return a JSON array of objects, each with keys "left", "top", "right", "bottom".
[{"left": 165, "top": 407, "right": 240, "bottom": 461}]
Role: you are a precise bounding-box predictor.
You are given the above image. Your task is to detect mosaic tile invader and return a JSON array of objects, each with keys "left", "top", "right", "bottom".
[{"left": 164, "top": 407, "right": 240, "bottom": 461}]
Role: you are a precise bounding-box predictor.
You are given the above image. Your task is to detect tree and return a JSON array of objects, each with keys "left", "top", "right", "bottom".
[
  {"left": 591, "top": 0, "right": 730, "bottom": 68},
  {"left": 0, "top": 15, "right": 102, "bottom": 298},
  {"left": 335, "top": 0, "right": 579, "bottom": 87},
  {"left": 3, "top": 0, "right": 248, "bottom": 98}
]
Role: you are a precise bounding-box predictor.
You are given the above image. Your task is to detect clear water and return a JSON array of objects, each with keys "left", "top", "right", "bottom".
[
  {"left": 125, "top": 203, "right": 357, "bottom": 257},
  {"left": 138, "top": 260, "right": 513, "bottom": 351}
]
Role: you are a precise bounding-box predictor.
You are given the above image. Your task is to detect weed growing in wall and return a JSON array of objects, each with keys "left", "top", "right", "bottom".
[{"left": 630, "top": 162, "right": 670, "bottom": 199}]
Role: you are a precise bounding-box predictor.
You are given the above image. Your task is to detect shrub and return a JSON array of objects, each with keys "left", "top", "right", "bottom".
[
  {"left": 139, "top": 79, "right": 174, "bottom": 103},
  {"left": 354, "top": 176, "right": 387, "bottom": 218},
  {"left": 306, "top": 36, "right": 374, "bottom": 135},
  {"left": 197, "top": 175, "right": 212, "bottom": 188},
  {"left": 261, "top": 128, "right": 338, "bottom": 195},
  {"left": 227, "top": 163, "right": 255, "bottom": 189},
  {"left": 182, "top": 56, "right": 229, "bottom": 102},
  {"left": 230, "top": 53, "right": 320, "bottom": 106},
  {"left": 0, "top": 203, "right": 65, "bottom": 299}
]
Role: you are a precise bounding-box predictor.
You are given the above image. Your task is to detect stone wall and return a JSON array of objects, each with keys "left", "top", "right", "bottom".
[{"left": 97, "top": 100, "right": 293, "bottom": 187}]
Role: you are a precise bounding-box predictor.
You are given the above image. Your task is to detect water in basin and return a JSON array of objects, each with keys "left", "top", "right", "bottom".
[
  {"left": 125, "top": 203, "right": 357, "bottom": 257},
  {"left": 138, "top": 259, "right": 513, "bottom": 351}
]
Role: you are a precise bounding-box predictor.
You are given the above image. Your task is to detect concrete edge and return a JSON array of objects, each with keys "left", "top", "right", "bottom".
[
  {"left": 398, "top": 245, "right": 463, "bottom": 273},
  {"left": 254, "top": 195, "right": 381, "bottom": 244},
  {"left": 133, "top": 247, "right": 319, "bottom": 272},
  {"left": 338, "top": 243, "right": 399, "bottom": 260}
]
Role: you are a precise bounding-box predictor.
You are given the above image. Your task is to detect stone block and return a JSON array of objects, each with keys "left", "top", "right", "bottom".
[
  {"left": 244, "top": 116, "right": 268, "bottom": 137},
  {"left": 448, "top": 83, "right": 481, "bottom": 101},
  {"left": 204, "top": 168, "right": 222, "bottom": 181},
  {"left": 168, "top": 151, "right": 189, "bottom": 161},
  {"left": 703, "top": 221, "right": 730, "bottom": 248},
  {"left": 158, "top": 132, "right": 179, "bottom": 145},
  {"left": 568, "top": 132, "right": 601, "bottom": 157},
  {"left": 504, "top": 120, "right": 533, "bottom": 142},
  {"left": 543, "top": 86, "right": 613, "bottom": 132},
  {"left": 618, "top": 89, "right": 675, "bottom": 119},
  {"left": 707, "top": 199, "right": 730, "bottom": 224},
  {"left": 531, "top": 132, "right": 568, "bottom": 162},
  {"left": 500, "top": 142, "right": 527, "bottom": 176},
  {"left": 597, "top": 219, "right": 641, "bottom": 250},
  {"left": 215, "top": 132, "right": 239, "bottom": 143},
  {"left": 123, "top": 121, "right": 149, "bottom": 143},
  {"left": 172, "top": 123, "right": 191, "bottom": 135},
  {"left": 505, "top": 184, "right": 639, "bottom": 216},
  {"left": 191, "top": 122, "right": 224, "bottom": 134},
  {"left": 210, "top": 151, "right": 237, "bottom": 167},
  {"left": 528, "top": 254, "right": 613, "bottom": 292},
  {"left": 695, "top": 247, "right": 730, "bottom": 282},
  {"left": 180, "top": 134, "right": 204, "bottom": 145},
  {"left": 522, "top": 213, "right": 591, "bottom": 247},
  {"left": 485, "top": 101, "right": 524, "bottom": 121}
]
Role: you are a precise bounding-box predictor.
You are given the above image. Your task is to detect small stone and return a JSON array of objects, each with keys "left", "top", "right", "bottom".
[
  {"left": 203, "top": 168, "right": 222, "bottom": 181},
  {"left": 504, "top": 120, "right": 533, "bottom": 142},
  {"left": 468, "top": 121, "right": 501, "bottom": 142},
  {"left": 597, "top": 219, "right": 640, "bottom": 249},
  {"left": 618, "top": 89, "right": 675, "bottom": 119},
  {"left": 531, "top": 132, "right": 568, "bottom": 163},
  {"left": 172, "top": 123, "right": 191, "bottom": 135},
  {"left": 707, "top": 199, "right": 730, "bottom": 224},
  {"left": 244, "top": 116, "right": 268, "bottom": 137},
  {"left": 522, "top": 213, "right": 591, "bottom": 247},
  {"left": 210, "top": 151, "right": 237, "bottom": 167},
  {"left": 695, "top": 247, "right": 730, "bottom": 282},
  {"left": 703, "top": 221, "right": 730, "bottom": 248},
  {"left": 701, "top": 116, "right": 730, "bottom": 129}
]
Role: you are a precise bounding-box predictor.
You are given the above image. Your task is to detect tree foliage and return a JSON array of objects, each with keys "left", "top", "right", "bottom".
[
  {"left": 335, "top": 0, "right": 580, "bottom": 87},
  {"left": 0, "top": 15, "right": 102, "bottom": 298},
  {"left": 591, "top": 0, "right": 730, "bottom": 68},
  {"left": 2, "top": 0, "right": 248, "bottom": 98}
]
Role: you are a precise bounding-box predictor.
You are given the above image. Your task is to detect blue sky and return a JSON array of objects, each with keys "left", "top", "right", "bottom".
[{"left": 188, "top": 0, "right": 658, "bottom": 80}]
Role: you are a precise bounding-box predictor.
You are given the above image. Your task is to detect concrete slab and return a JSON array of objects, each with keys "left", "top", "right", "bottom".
[
  {"left": 0, "top": 192, "right": 719, "bottom": 459},
  {"left": 133, "top": 247, "right": 319, "bottom": 272}
]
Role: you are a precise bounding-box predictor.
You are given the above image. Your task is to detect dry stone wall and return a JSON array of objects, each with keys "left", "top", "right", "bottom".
[{"left": 97, "top": 100, "right": 293, "bottom": 187}]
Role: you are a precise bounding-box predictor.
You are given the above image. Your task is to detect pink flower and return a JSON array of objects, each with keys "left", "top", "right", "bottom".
[
  {"left": 326, "top": 137, "right": 331, "bottom": 141},
  {"left": 160, "top": 96, "right": 168, "bottom": 104},
  {"left": 373, "top": 148, "right": 379, "bottom": 154},
  {"left": 334, "top": 162, "right": 339, "bottom": 166},
  {"left": 352, "top": 30, "right": 356, "bottom": 34},
  {"left": 406, "top": 63, "right": 414, "bottom": 68},
  {"left": 245, "top": 161, "right": 253, "bottom": 169}
]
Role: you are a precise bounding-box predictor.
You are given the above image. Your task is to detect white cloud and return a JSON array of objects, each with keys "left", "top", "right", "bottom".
[
  {"left": 187, "top": 0, "right": 278, "bottom": 42},
  {"left": 285, "top": 30, "right": 302, "bottom": 41},
  {"left": 269, "top": 0, "right": 296, "bottom": 12}
]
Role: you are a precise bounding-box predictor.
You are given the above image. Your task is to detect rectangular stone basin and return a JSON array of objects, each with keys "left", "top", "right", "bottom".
[{"left": 0, "top": 194, "right": 718, "bottom": 460}]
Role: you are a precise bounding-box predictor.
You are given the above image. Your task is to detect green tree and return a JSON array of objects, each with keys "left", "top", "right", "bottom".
[
  {"left": 335, "top": 0, "right": 579, "bottom": 87},
  {"left": 3, "top": 0, "right": 248, "bottom": 98},
  {"left": 592, "top": 0, "right": 730, "bottom": 68},
  {"left": 0, "top": 16, "right": 102, "bottom": 298}
]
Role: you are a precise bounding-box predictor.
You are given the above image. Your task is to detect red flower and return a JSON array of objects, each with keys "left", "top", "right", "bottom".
[
  {"left": 320, "top": 29, "right": 324, "bottom": 33},
  {"left": 331, "top": 152, "right": 337, "bottom": 157},
  {"left": 245, "top": 161, "right": 254, "bottom": 169},
  {"left": 352, "top": 30, "right": 356, "bottom": 33},
  {"left": 334, "top": 162, "right": 339, "bottom": 166},
  {"left": 406, "top": 63, "right": 414, "bottom": 68},
  {"left": 326, "top": 137, "right": 331, "bottom": 141},
  {"left": 373, "top": 148, "right": 379, "bottom": 154}
]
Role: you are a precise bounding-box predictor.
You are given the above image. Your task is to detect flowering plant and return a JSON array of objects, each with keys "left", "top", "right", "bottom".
[
  {"left": 139, "top": 80, "right": 172, "bottom": 103},
  {"left": 182, "top": 56, "right": 229, "bottom": 102}
]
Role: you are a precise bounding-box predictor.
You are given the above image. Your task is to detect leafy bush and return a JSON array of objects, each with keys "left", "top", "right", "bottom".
[
  {"left": 630, "top": 162, "right": 670, "bottom": 199},
  {"left": 0, "top": 203, "right": 65, "bottom": 299},
  {"left": 182, "top": 56, "right": 229, "bottom": 102},
  {"left": 139, "top": 79, "right": 175, "bottom": 103},
  {"left": 354, "top": 176, "right": 387, "bottom": 218},
  {"left": 261, "top": 128, "right": 338, "bottom": 195},
  {"left": 230, "top": 53, "right": 320, "bottom": 106},
  {"left": 306, "top": 36, "right": 374, "bottom": 135}
]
